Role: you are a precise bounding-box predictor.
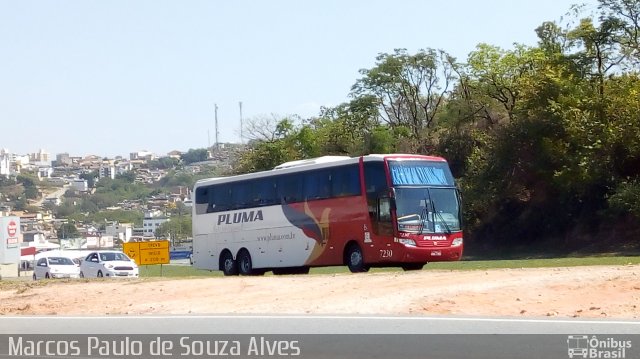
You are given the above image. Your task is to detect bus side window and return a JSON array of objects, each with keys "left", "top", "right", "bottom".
[
  {"left": 278, "top": 174, "right": 303, "bottom": 203},
  {"left": 195, "top": 186, "right": 210, "bottom": 215},
  {"left": 303, "top": 170, "right": 330, "bottom": 200},
  {"left": 331, "top": 165, "right": 360, "bottom": 197},
  {"left": 215, "top": 185, "right": 232, "bottom": 212},
  {"left": 252, "top": 178, "right": 276, "bottom": 206}
]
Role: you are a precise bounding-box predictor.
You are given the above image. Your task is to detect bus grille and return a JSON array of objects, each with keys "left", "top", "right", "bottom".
[{"left": 416, "top": 240, "right": 449, "bottom": 248}]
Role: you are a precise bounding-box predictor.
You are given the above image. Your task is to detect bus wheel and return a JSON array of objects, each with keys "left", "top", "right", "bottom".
[
  {"left": 220, "top": 251, "right": 238, "bottom": 276},
  {"left": 237, "top": 249, "right": 254, "bottom": 276},
  {"left": 346, "top": 244, "right": 369, "bottom": 273},
  {"left": 401, "top": 263, "right": 424, "bottom": 271}
]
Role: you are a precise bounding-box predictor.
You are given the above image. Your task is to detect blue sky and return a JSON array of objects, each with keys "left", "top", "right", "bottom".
[{"left": 0, "top": 0, "right": 598, "bottom": 158}]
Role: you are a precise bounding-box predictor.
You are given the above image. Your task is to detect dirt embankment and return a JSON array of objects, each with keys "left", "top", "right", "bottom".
[{"left": 1, "top": 265, "right": 638, "bottom": 318}]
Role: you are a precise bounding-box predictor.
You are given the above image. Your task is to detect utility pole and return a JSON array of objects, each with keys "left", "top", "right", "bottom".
[
  {"left": 239, "top": 101, "right": 243, "bottom": 144},
  {"left": 214, "top": 103, "right": 219, "bottom": 150}
]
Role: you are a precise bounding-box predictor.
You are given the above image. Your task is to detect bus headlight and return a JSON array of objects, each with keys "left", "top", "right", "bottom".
[
  {"left": 452, "top": 237, "right": 463, "bottom": 246},
  {"left": 397, "top": 238, "right": 416, "bottom": 246}
]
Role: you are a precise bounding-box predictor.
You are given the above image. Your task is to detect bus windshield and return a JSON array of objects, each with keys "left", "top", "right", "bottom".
[
  {"left": 388, "top": 160, "right": 455, "bottom": 186},
  {"left": 395, "top": 187, "right": 461, "bottom": 234}
]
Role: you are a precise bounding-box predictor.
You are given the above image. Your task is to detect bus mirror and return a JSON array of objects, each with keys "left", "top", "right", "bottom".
[{"left": 378, "top": 197, "right": 392, "bottom": 222}]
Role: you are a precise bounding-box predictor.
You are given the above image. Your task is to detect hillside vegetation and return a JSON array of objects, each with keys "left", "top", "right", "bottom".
[{"left": 234, "top": 0, "right": 640, "bottom": 255}]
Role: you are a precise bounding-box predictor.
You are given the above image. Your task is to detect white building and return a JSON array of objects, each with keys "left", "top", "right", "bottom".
[
  {"left": 0, "top": 153, "right": 9, "bottom": 177},
  {"left": 43, "top": 197, "right": 61, "bottom": 206},
  {"left": 115, "top": 161, "right": 133, "bottom": 175},
  {"left": 105, "top": 222, "right": 133, "bottom": 243},
  {"left": 99, "top": 164, "right": 115, "bottom": 179},
  {"left": 130, "top": 151, "right": 155, "bottom": 161},
  {"left": 70, "top": 179, "right": 88, "bottom": 192},
  {"left": 37, "top": 167, "right": 53, "bottom": 179},
  {"left": 142, "top": 210, "right": 169, "bottom": 237}
]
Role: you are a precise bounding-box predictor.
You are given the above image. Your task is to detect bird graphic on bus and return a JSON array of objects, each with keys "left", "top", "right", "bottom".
[{"left": 282, "top": 202, "right": 330, "bottom": 264}]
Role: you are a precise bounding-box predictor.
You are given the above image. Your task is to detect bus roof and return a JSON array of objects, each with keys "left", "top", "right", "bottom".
[
  {"left": 274, "top": 156, "right": 351, "bottom": 169},
  {"left": 194, "top": 154, "right": 447, "bottom": 188}
]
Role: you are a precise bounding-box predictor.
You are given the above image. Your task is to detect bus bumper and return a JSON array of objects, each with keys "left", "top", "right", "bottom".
[{"left": 400, "top": 245, "right": 463, "bottom": 262}]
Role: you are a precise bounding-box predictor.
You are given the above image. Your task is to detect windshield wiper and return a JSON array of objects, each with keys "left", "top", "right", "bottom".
[
  {"left": 418, "top": 197, "right": 429, "bottom": 234},
  {"left": 431, "top": 200, "right": 452, "bottom": 234}
]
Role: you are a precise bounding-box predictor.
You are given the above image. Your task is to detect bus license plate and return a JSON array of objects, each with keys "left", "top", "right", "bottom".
[{"left": 431, "top": 250, "right": 442, "bottom": 256}]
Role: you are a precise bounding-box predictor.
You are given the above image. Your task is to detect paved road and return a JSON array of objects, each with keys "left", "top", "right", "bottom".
[
  {"left": 0, "top": 316, "right": 638, "bottom": 359},
  {"left": 2, "top": 315, "right": 637, "bottom": 335},
  {"left": 34, "top": 184, "right": 68, "bottom": 207}
]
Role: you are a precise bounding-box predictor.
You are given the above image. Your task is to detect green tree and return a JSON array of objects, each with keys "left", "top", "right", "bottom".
[
  {"left": 312, "top": 95, "right": 381, "bottom": 155},
  {"left": 57, "top": 223, "right": 80, "bottom": 239},
  {"left": 155, "top": 216, "right": 192, "bottom": 241},
  {"left": 80, "top": 171, "right": 97, "bottom": 188},
  {"left": 235, "top": 115, "right": 311, "bottom": 173},
  {"left": 598, "top": 0, "right": 640, "bottom": 62},
  {"left": 181, "top": 148, "right": 209, "bottom": 164},
  {"left": 352, "top": 48, "right": 457, "bottom": 152},
  {"left": 116, "top": 171, "right": 136, "bottom": 183},
  {"left": 148, "top": 157, "right": 180, "bottom": 170}
]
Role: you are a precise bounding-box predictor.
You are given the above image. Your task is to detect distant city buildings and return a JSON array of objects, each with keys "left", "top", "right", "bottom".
[
  {"left": 55, "top": 153, "right": 72, "bottom": 166},
  {"left": 29, "top": 149, "right": 50, "bottom": 165},
  {"left": 130, "top": 150, "right": 155, "bottom": 161},
  {"left": 0, "top": 145, "right": 238, "bottom": 243}
]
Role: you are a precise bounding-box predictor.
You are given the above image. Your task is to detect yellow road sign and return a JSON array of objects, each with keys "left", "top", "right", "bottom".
[
  {"left": 123, "top": 242, "right": 139, "bottom": 264},
  {"left": 123, "top": 241, "right": 170, "bottom": 265}
]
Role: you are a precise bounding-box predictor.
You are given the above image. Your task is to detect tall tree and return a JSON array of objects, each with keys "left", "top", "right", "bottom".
[
  {"left": 80, "top": 171, "right": 97, "bottom": 188},
  {"left": 598, "top": 0, "right": 640, "bottom": 62},
  {"left": 57, "top": 223, "right": 80, "bottom": 239},
  {"left": 181, "top": 148, "right": 209, "bottom": 164},
  {"left": 352, "top": 48, "right": 457, "bottom": 152},
  {"left": 236, "top": 115, "right": 310, "bottom": 173}
]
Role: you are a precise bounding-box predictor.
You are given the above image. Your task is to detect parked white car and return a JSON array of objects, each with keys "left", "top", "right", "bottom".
[
  {"left": 33, "top": 255, "right": 81, "bottom": 280},
  {"left": 79, "top": 251, "right": 139, "bottom": 278}
]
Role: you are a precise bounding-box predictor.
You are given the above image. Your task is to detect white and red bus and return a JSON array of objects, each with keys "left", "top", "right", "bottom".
[{"left": 192, "top": 154, "right": 463, "bottom": 275}]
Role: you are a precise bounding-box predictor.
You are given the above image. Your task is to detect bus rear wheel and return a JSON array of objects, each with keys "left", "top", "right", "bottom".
[
  {"left": 220, "top": 251, "right": 238, "bottom": 276},
  {"left": 237, "top": 249, "right": 260, "bottom": 276},
  {"left": 346, "top": 244, "right": 369, "bottom": 273}
]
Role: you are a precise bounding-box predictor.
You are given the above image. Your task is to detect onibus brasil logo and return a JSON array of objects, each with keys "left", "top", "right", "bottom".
[{"left": 567, "top": 335, "right": 632, "bottom": 358}]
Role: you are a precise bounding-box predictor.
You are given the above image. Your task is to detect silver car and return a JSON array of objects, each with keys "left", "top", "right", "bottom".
[{"left": 79, "top": 251, "right": 139, "bottom": 278}]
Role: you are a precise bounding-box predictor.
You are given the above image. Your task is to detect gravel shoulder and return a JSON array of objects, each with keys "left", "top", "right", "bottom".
[{"left": 1, "top": 265, "right": 638, "bottom": 318}]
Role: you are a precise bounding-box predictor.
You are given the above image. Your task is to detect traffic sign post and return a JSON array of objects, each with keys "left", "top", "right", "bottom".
[
  {"left": 0, "top": 216, "right": 20, "bottom": 276},
  {"left": 123, "top": 240, "right": 170, "bottom": 276},
  {"left": 138, "top": 241, "right": 170, "bottom": 265}
]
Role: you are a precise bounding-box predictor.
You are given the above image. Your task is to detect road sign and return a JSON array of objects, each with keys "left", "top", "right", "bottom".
[
  {"left": 7, "top": 220, "right": 17, "bottom": 237},
  {"left": 123, "top": 241, "right": 170, "bottom": 266},
  {"left": 123, "top": 242, "right": 139, "bottom": 263}
]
